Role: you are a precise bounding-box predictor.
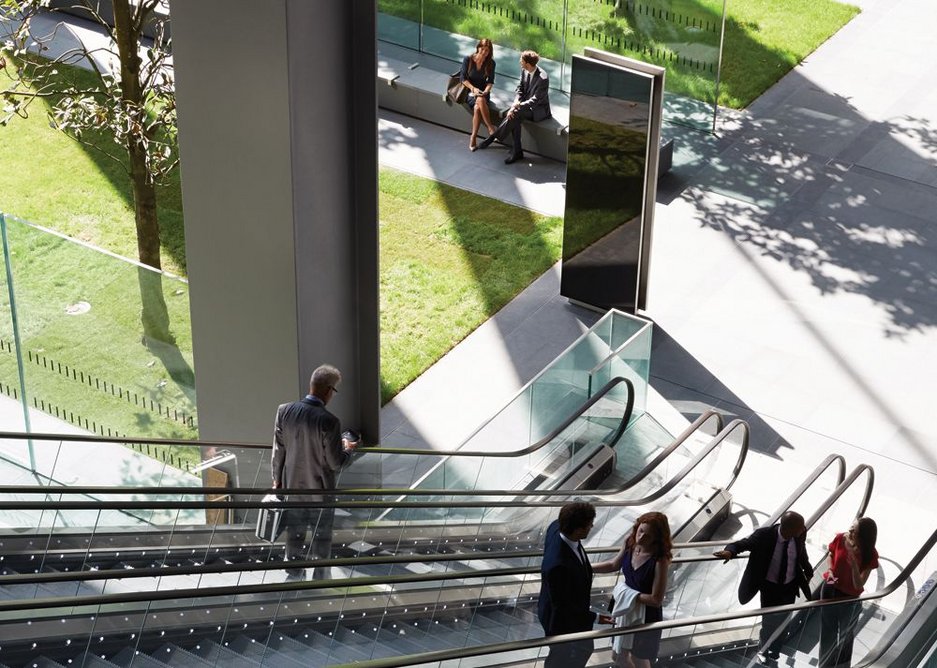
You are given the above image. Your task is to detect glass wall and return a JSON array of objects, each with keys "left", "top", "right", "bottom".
[
  {"left": 0, "top": 212, "right": 199, "bottom": 482},
  {"left": 377, "top": 0, "right": 727, "bottom": 130}
]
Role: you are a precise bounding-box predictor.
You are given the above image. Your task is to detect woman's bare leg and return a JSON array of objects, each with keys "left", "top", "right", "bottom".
[
  {"left": 477, "top": 98, "right": 496, "bottom": 134},
  {"left": 632, "top": 658, "right": 652, "bottom": 668},
  {"left": 470, "top": 106, "right": 482, "bottom": 149}
]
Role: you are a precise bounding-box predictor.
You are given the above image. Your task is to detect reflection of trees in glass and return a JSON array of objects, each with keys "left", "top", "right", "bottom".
[
  {"left": 377, "top": 0, "right": 858, "bottom": 108},
  {"left": 564, "top": 114, "right": 647, "bottom": 257}
]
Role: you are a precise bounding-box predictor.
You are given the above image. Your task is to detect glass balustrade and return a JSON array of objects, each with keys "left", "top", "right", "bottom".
[
  {"left": 0, "top": 213, "right": 199, "bottom": 489},
  {"left": 0, "top": 400, "right": 753, "bottom": 665},
  {"left": 4, "top": 521, "right": 930, "bottom": 668},
  {"left": 376, "top": 0, "right": 727, "bottom": 129}
]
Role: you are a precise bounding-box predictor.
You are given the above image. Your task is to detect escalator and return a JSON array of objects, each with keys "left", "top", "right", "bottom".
[
  {"left": 315, "top": 525, "right": 935, "bottom": 668},
  {"left": 0, "top": 412, "right": 748, "bottom": 666}
]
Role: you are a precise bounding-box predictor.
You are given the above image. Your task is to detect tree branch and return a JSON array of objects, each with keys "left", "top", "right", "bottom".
[{"left": 61, "top": 124, "right": 130, "bottom": 175}]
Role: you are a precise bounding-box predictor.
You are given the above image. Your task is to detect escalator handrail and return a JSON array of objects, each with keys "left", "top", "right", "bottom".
[
  {"left": 805, "top": 463, "right": 874, "bottom": 528},
  {"left": 0, "top": 375, "right": 634, "bottom": 459},
  {"left": 0, "top": 547, "right": 750, "bottom": 612},
  {"left": 362, "top": 376, "right": 635, "bottom": 457},
  {"left": 675, "top": 453, "right": 850, "bottom": 550},
  {"left": 765, "top": 453, "right": 848, "bottom": 525},
  {"left": 0, "top": 544, "right": 715, "bottom": 588},
  {"left": 0, "top": 408, "right": 719, "bottom": 499},
  {"left": 4, "top": 526, "right": 933, "bottom": 666},
  {"left": 0, "top": 416, "right": 748, "bottom": 509},
  {"left": 324, "top": 527, "right": 937, "bottom": 668}
]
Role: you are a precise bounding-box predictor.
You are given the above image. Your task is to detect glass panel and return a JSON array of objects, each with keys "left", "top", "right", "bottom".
[
  {"left": 420, "top": 0, "right": 566, "bottom": 90},
  {"left": 453, "top": 309, "right": 651, "bottom": 454},
  {"left": 0, "top": 213, "right": 198, "bottom": 456},
  {"left": 377, "top": 0, "right": 422, "bottom": 50},
  {"left": 0, "top": 212, "right": 28, "bottom": 435},
  {"left": 565, "top": 0, "right": 725, "bottom": 129}
]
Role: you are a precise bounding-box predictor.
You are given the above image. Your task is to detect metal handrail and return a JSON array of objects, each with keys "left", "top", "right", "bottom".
[
  {"left": 0, "top": 409, "right": 720, "bottom": 499},
  {"left": 0, "top": 546, "right": 710, "bottom": 591},
  {"left": 0, "top": 416, "right": 748, "bottom": 510},
  {"left": 362, "top": 375, "right": 635, "bottom": 456},
  {"left": 0, "top": 377, "right": 634, "bottom": 458},
  {"left": 0, "top": 419, "right": 751, "bottom": 592},
  {"left": 328, "top": 527, "right": 937, "bottom": 668},
  {"left": 678, "top": 453, "right": 851, "bottom": 550}
]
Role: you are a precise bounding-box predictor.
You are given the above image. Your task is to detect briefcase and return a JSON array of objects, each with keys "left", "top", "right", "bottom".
[{"left": 255, "top": 494, "right": 286, "bottom": 543}]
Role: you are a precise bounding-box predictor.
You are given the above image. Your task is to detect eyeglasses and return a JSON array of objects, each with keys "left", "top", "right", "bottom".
[{"left": 329, "top": 385, "right": 339, "bottom": 394}]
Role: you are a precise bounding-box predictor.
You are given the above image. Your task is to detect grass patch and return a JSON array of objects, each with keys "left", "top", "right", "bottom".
[
  {"left": 379, "top": 0, "right": 859, "bottom": 109},
  {"left": 379, "top": 168, "right": 563, "bottom": 402}
]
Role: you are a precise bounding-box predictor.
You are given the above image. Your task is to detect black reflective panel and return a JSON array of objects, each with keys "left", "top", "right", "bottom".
[{"left": 561, "top": 55, "right": 655, "bottom": 312}]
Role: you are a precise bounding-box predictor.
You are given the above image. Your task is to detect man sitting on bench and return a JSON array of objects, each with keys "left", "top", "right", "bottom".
[{"left": 479, "top": 49, "right": 551, "bottom": 164}]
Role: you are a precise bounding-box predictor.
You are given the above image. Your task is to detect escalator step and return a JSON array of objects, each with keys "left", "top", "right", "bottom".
[
  {"left": 379, "top": 621, "right": 456, "bottom": 652},
  {"left": 375, "top": 626, "right": 431, "bottom": 655},
  {"left": 224, "top": 635, "right": 279, "bottom": 664},
  {"left": 152, "top": 643, "right": 214, "bottom": 667},
  {"left": 109, "top": 647, "right": 170, "bottom": 668},
  {"left": 263, "top": 632, "right": 330, "bottom": 665},
  {"left": 189, "top": 639, "right": 261, "bottom": 667},
  {"left": 304, "top": 629, "right": 372, "bottom": 663},
  {"left": 82, "top": 655, "right": 121, "bottom": 668},
  {"left": 24, "top": 658, "right": 67, "bottom": 668}
]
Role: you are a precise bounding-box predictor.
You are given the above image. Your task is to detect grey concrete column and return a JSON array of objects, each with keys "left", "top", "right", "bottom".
[{"left": 171, "top": 1, "right": 379, "bottom": 465}]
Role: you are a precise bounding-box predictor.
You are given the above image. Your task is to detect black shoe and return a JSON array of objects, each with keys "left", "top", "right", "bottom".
[
  {"left": 478, "top": 135, "right": 495, "bottom": 150},
  {"left": 504, "top": 153, "right": 523, "bottom": 164},
  {"left": 755, "top": 653, "right": 778, "bottom": 667}
]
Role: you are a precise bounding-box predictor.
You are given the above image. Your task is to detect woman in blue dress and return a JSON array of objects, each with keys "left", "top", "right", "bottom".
[
  {"left": 594, "top": 512, "right": 672, "bottom": 668},
  {"left": 460, "top": 38, "right": 498, "bottom": 151}
]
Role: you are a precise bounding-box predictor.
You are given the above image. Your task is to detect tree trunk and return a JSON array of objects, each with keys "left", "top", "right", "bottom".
[{"left": 113, "top": 0, "right": 172, "bottom": 344}]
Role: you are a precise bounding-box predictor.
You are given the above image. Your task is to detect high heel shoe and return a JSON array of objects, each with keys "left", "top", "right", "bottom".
[{"left": 469, "top": 134, "right": 478, "bottom": 152}]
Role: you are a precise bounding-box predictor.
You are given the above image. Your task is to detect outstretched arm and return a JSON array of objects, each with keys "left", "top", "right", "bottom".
[{"left": 593, "top": 543, "right": 628, "bottom": 573}]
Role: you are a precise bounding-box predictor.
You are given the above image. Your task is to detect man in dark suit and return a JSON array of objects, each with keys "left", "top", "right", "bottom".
[
  {"left": 714, "top": 511, "right": 814, "bottom": 667},
  {"left": 272, "top": 364, "right": 359, "bottom": 579},
  {"left": 479, "top": 49, "right": 551, "bottom": 164},
  {"left": 538, "top": 502, "right": 612, "bottom": 667}
]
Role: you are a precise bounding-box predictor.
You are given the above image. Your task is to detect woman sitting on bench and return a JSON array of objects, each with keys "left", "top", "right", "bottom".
[{"left": 461, "top": 38, "right": 498, "bottom": 151}]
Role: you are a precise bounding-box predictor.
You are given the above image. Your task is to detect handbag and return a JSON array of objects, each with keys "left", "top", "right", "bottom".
[
  {"left": 445, "top": 71, "right": 469, "bottom": 105},
  {"left": 255, "top": 494, "right": 286, "bottom": 543}
]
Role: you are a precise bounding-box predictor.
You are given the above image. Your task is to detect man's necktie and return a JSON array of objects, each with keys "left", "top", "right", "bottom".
[
  {"left": 778, "top": 539, "right": 790, "bottom": 584},
  {"left": 578, "top": 542, "right": 588, "bottom": 565}
]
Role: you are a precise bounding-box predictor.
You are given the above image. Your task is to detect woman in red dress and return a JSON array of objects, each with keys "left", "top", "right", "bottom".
[{"left": 819, "top": 517, "right": 878, "bottom": 667}]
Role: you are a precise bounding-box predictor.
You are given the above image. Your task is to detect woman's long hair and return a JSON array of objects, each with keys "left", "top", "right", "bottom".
[
  {"left": 470, "top": 38, "right": 494, "bottom": 77},
  {"left": 625, "top": 511, "right": 673, "bottom": 560},
  {"left": 855, "top": 517, "right": 878, "bottom": 567}
]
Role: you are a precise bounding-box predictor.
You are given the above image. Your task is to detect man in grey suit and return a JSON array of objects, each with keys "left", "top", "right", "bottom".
[
  {"left": 479, "top": 49, "right": 551, "bottom": 163},
  {"left": 272, "top": 364, "right": 358, "bottom": 579}
]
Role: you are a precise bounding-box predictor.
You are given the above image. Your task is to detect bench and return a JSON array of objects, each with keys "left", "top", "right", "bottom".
[
  {"left": 377, "top": 41, "right": 673, "bottom": 175},
  {"left": 378, "top": 41, "right": 570, "bottom": 162}
]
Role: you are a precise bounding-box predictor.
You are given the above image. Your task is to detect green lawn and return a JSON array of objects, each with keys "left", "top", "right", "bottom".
[
  {"left": 379, "top": 169, "right": 562, "bottom": 402},
  {"left": 379, "top": 0, "right": 859, "bottom": 109}
]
